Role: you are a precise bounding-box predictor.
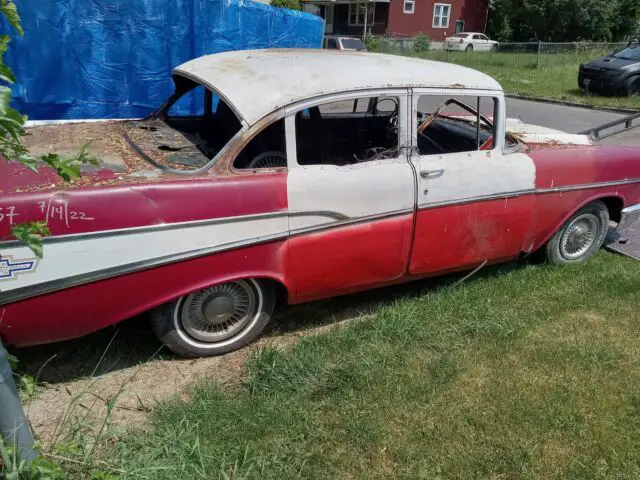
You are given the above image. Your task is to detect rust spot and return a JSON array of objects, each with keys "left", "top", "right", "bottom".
[{"left": 449, "top": 83, "right": 465, "bottom": 89}]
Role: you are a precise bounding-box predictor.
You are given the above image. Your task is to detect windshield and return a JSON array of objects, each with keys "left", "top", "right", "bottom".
[
  {"left": 612, "top": 45, "right": 640, "bottom": 61},
  {"left": 340, "top": 38, "right": 366, "bottom": 50}
]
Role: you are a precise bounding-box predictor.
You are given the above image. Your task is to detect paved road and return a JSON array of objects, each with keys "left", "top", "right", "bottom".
[{"left": 505, "top": 98, "right": 624, "bottom": 134}]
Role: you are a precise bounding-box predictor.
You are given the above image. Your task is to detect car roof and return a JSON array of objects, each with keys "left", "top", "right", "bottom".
[{"left": 173, "top": 48, "right": 503, "bottom": 126}]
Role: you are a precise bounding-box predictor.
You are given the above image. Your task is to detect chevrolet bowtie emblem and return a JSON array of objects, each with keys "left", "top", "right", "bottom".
[{"left": 0, "top": 256, "right": 37, "bottom": 281}]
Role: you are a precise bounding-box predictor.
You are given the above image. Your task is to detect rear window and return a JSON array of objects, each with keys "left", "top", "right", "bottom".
[
  {"left": 453, "top": 33, "right": 468, "bottom": 38},
  {"left": 340, "top": 38, "right": 366, "bottom": 50}
]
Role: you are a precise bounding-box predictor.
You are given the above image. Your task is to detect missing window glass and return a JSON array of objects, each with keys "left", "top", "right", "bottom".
[{"left": 295, "top": 96, "right": 401, "bottom": 166}]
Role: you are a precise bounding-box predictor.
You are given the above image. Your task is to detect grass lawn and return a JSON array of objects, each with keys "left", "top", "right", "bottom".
[
  {"left": 404, "top": 50, "right": 640, "bottom": 111},
  {"left": 82, "top": 252, "right": 640, "bottom": 479}
]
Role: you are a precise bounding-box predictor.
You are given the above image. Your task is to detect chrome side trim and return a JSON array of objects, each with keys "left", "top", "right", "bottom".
[
  {"left": 417, "top": 177, "right": 640, "bottom": 211},
  {"left": 289, "top": 207, "right": 414, "bottom": 237},
  {"left": 0, "top": 208, "right": 411, "bottom": 305},
  {"left": 535, "top": 177, "right": 640, "bottom": 194},
  {"left": 0, "top": 210, "right": 346, "bottom": 249},
  {"left": 0, "top": 231, "right": 290, "bottom": 306},
  {"left": 419, "top": 189, "right": 534, "bottom": 210}
]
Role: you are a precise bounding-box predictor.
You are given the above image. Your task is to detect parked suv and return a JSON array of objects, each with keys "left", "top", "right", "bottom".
[
  {"left": 578, "top": 43, "right": 640, "bottom": 96},
  {"left": 323, "top": 36, "right": 367, "bottom": 52}
]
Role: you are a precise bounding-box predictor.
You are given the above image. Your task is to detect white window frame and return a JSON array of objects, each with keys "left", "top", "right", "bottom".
[
  {"left": 403, "top": 0, "right": 415, "bottom": 14},
  {"left": 432, "top": 3, "right": 451, "bottom": 29},
  {"left": 348, "top": 2, "right": 375, "bottom": 26}
]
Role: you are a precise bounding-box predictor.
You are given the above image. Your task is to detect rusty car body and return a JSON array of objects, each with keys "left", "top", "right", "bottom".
[{"left": 1, "top": 49, "right": 639, "bottom": 357}]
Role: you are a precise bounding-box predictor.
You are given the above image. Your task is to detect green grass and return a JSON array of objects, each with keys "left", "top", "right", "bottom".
[
  {"left": 403, "top": 50, "right": 640, "bottom": 111},
  {"left": 83, "top": 252, "right": 640, "bottom": 479}
]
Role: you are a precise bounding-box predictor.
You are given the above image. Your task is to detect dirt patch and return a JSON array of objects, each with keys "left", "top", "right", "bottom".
[{"left": 22, "top": 315, "right": 362, "bottom": 447}]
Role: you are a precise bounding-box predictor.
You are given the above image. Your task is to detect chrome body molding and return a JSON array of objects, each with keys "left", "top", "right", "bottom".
[
  {"left": 417, "top": 177, "right": 640, "bottom": 211},
  {"left": 289, "top": 208, "right": 414, "bottom": 237},
  {"left": 0, "top": 210, "right": 346, "bottom": 249},
  {"left": 0, "top": 231, "right": 290, "bottom": 306}
]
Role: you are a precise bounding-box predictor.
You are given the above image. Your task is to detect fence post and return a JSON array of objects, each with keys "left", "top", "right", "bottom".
[{"left": 537, "top": 40, "right": 542, "bottom": 68}]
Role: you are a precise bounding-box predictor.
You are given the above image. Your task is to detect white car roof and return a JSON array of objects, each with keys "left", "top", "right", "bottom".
[{"left": 174, "top": 49, "right": 503, "bottom": 126}]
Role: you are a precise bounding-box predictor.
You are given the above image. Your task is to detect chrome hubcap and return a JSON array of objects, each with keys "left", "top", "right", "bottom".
[
  {"left": 179, "top": 280, "right": 257, "bottom": 342},
  {"left": 560, "top": 214, "right": 599, "bottom": 260}
]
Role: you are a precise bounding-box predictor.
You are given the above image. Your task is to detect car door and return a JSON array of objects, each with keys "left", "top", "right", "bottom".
[
  {"left": 408, "top": 90, "right": 536, "bottom": 274},
  {"left": 471, "top": 34, "right": 484, "bottom": 51},
  {"left": 285, "top": 91, "right": 415, "bottom": 300}
]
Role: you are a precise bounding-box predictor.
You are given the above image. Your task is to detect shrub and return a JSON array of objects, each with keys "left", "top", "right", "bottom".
[
  {"left": 364, "top": 35, "right": 381, "bottom": 52},
  {"left": 271, "top": 0, "right": 301, "bottom": 10},
  {"left": 413, "top": 33, "right": 431, "bottom": 52}
]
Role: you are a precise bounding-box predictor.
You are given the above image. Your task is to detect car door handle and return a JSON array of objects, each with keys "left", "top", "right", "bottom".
[{"left": 420, "top": 169, "right": 445, "bottom": 179}]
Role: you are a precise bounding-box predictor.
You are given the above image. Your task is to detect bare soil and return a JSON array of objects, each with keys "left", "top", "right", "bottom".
[{"left": 14, "top": 288, "right": 396, "bottom": 447}]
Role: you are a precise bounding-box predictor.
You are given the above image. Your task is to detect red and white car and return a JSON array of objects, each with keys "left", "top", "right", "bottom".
[{"left": 1, "top": 50, "right": 639, "bottom": 357}]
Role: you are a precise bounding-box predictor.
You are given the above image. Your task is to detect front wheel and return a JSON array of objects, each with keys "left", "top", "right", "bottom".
[
  {"left": 465, "top": 44, "right": 473, "bottom": 52},
  {"left": 151, "top": 279, "right": 275, "bottom": 358},
  {"left": 542, "top": 201, "right": 609, "bottom": 265}
]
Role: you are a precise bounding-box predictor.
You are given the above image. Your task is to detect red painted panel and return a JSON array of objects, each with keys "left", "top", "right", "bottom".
[
  {"left": 409, "top": 195, "right": 534, "bottom": 274},
  {"left": 0, "top": 241, "right": 288, "bottom": 347},
  {"left": 287, "top": 214, "right": 414, "bottom": 300},
  {"left": 0, "top": 172, "right": 287, "bottom": 238},
  {"left": 388, "top": 0, "right": 489, "bottom": 39},
  {"left": 531, "top": 146, "right": 640, "bottom": 189}
]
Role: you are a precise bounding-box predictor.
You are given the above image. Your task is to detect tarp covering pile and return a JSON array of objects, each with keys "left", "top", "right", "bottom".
[{"left": 6, "top": 0, "right": 323, "bottom": 120}]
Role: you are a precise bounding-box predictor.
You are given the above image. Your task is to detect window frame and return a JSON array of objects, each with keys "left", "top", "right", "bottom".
[
  {"left": 403, "top": 0, "right": 415, "bottom": 14},
  {"left": 348, "top": 2, "right": 375, "bottom": 26},
  {"left": 284, "top": 89, "right": 410, "bottom": 170},
  {"left": 410, "top": 88, "right": 506, "bottom": 155},
  {"left": 432, "top": 3, "right": 451, "bottom": 29}
]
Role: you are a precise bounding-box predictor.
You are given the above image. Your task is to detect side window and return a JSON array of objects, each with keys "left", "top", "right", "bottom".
[
  {"left": 480, "top": 34, "right": 489, "bottom": 41},
  {"left": 233, "top": 119, "right": 287, "bottom": 170},
  {"left": 295, "top": 96, "right": 401, "bottom": 166},
  {"left": 168, "top": 85, "right": 208, "bottom": 117},
  {"left": 327, "top": 38, "right": 338, "bottom": 49},
  {"left": 416, "top": 94, "right": 497, "bottom": 156},
  {"left": 472, "top": 34, "right": 482, "bottom": 40}
]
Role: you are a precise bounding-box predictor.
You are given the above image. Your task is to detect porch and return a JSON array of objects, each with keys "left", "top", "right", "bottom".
[{"left": 301, "top": 0, "right": 389, "bottom": 36}]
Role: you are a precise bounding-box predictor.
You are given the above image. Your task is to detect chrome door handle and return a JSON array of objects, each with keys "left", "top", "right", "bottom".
[{"left": 420, "top": 169, "right": 445, "bottom": 179}]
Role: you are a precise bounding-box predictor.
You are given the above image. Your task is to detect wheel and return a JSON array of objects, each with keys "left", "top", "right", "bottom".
[
  {"left": 542, "top": 201, "right": 609, "bottom": 265},
  {"left": 465, "top": 44, "right": 473, "bottom": 52},
  {"left": 624, "top": 76, "right": 640, "bottom": 96},
  {"left": 248, "top": 151, "right": 287, "bottom": 169},
  {"left": 151, "top": 279, "right": 276, "bottom": 357}
]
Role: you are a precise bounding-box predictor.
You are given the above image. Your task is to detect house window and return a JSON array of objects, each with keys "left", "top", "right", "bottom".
[
  {"left": 348, "top": 2, "right": 375, "bottom": 26},
  {"left": 432, "top": 3, "right": 451, "bottom": 28},
  {"left": 403, "top": 0, "right": 415, "bottom": 14}
]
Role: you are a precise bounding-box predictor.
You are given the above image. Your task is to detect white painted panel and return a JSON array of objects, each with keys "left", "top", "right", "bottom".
[
  {"left": 288, "top": 160, "right": 415, "bottom": 230},
  {"left": 0, "top": 216, "right": 288, "bottom": 293},
  {"left": 414, "top": 151, "right": 536, "bottom": 206}
]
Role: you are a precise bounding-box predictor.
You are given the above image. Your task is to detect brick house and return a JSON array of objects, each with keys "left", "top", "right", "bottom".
[{"left": 301, "top": 0, "right": 489, "bottom": 39}]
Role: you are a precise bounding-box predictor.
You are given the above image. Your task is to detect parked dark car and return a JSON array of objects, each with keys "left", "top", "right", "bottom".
[{"left": 578, "top": 43, "right": 640, "bottom": 96}]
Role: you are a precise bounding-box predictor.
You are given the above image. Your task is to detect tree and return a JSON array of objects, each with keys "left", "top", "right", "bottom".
[
  {"left": 270, "top": 0, "right": 301, "bottom": 11},
  {"left": 487, "top": 0, "right": 640, "bottom": 42}
]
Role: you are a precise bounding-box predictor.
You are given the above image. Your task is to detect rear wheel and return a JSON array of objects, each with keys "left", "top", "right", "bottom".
[
  {"left": 542, "top": 201, "right": 609, "bottom": 265},
  {"left": 151, "top": 279, "right": 275, "bottom": 357},
  {"left": 465, "top": 44, "right": 473, "bottom": 52}
]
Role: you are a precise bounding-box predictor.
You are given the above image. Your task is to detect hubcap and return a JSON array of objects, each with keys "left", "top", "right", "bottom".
[
  {"left": 179, "top": 280, "right": 257, "bottom": 342},
  {"left": 560, "top": 214, "right": 599, "bottom": 260}
]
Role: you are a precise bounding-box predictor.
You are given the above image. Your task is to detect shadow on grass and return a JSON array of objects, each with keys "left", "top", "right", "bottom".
[{"left": 12, "top": 260, "right": 527, "bottom": 385}]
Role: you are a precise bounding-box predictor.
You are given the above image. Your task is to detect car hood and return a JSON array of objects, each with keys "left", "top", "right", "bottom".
[
  {"left": 506, "top": 118, "right": 592, "bottom": 147},
  {"left": 584, "top": 55, "right": 638, "bottom": 70}
]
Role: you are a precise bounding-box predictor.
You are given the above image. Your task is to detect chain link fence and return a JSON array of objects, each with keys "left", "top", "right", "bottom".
[{"left": 368, "top": 38, "right": 627, "bottom": 69}]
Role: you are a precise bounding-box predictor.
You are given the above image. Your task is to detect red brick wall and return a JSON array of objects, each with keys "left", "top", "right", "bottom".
[{"left": 387, "top": 0, "right": 488, "bottom": 39}]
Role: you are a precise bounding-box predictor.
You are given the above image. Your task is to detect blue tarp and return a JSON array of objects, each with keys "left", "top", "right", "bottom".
[{"left": 6, "top": 0, "right": 323, "bottom": 120}]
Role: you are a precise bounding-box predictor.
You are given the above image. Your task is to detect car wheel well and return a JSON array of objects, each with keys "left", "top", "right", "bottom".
[{"left": 599, "top": 196, "right": 623, "bottom": 223}]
